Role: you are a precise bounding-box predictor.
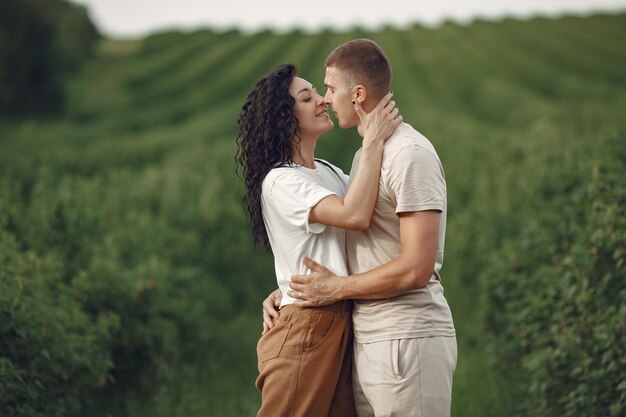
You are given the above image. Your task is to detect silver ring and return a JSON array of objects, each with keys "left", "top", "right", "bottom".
[{"left": 299, "top": 292, "right": 303, "bottom": 299}]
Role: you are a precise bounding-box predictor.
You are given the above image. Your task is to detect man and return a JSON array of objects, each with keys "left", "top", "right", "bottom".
[{"left": 264, "top": 39, "right": 456, "bottom": 417}]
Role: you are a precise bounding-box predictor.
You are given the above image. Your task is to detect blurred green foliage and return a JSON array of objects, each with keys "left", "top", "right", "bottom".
[
  {"left": 486, "top": 133, "right": 626, "bottom": 416},
  {"left": 0, "top": 11, "right": 624, "bottom": 417},
  {"left": 0, "top": 0, "right": 99, "bottom": 114}
]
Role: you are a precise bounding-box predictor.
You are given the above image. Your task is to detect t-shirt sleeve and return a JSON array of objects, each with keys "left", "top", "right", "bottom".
[
  {"left": 264, "top": 170, "right": 338, "bottom": 234},
  {"left": 388, "top": 146, "right": 446, "bottom": 214}
]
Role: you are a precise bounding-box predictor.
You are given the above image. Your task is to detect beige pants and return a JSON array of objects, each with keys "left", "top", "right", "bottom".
[
  {"left": 256, "top": 301, "right": 357, "bottom": 417},
  {"left": 353, "top": 336, "right": 457, "bottom": 417}
]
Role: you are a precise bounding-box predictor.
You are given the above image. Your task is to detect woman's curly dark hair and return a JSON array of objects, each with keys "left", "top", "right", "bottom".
[{"left": 236, "top": 64, "right": 300, "bottom": 253}]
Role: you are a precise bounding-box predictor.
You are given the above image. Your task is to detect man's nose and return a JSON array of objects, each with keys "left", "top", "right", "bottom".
[{"left": 323, "top": 90, "right": 331, "bottom": 104}]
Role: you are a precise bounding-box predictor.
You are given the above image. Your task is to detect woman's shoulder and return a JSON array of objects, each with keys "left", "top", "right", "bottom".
[
  {"left": 314, "top": 158, "right": 347, "bottom": 178},
  {"left": 262, "top": 166, "right": 304, "bottom": 190}
]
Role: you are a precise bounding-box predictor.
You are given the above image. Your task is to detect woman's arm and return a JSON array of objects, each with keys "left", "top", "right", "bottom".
[
  {"left": 309, "top": 92, "right": 401, "bottom": 231},
  {"left": 261, "top": 288, "right": 282, "bottom": 334}
]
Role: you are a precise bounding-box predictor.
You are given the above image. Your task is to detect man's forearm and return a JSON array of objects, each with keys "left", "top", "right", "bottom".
[
  {"left": 337, "top": 254, "right": 433, "bottom": 300},
  {"left": 290, "top": 211, "right": 440, "bottom": 307}
]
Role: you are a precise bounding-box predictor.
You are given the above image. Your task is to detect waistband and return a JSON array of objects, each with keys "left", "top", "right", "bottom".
[{"left": 279, "top": 300, "right": 353, "bottom": 317}]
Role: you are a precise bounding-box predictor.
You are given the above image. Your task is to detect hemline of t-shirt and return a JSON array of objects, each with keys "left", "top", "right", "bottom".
[
  {"left": 304, "top": 189, "right": 338, "bottom": 234},
  {"left": 353, "top": 329, "right": 456, "bottom": 344},
  {"left": 395, "top": 203, "right": 443, "bottom": 215}
]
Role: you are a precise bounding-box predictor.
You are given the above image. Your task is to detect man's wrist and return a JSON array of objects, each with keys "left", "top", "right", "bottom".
[{"left": 335, "top": 275, "right": 350, "bottom": 300}]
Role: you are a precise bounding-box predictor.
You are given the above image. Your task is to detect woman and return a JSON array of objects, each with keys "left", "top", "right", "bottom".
[{"left": 236, "top": 64, "right": 399, "bottom": 417}]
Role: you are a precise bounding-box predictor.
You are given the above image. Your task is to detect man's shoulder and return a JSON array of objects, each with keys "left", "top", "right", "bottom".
[{"left": 384, "top": 123, "right": 439, "bottom": 163}]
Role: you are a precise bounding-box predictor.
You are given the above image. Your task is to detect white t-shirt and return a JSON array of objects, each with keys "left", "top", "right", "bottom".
[{"left": 261, "top": 160, "right": 349, "bottom": 308}]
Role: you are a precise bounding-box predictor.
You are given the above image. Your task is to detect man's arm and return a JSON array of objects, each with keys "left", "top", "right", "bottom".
[{"left": 288, "top": 210, "right": 440, "bottom": 306}]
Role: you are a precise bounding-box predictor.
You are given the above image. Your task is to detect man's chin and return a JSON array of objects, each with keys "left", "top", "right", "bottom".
[{"left": 338, "top": 119, "right": 356, "bottom": 129}]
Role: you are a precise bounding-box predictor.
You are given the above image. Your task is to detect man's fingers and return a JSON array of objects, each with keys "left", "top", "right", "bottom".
[
  {"left": 293, "top": 299, "right": 315, "bottom": 308},
  {"left": 303, "top": 256, "right": 327, "bottom": 273},
  {"left": 290, "top": 274, "right": 309, "bottom": 284},
  {"left": 302, "top": 256, "right": 316, "bottom": 268},
  {"left": 287, "top": 289, "right": 297, "bottom": 299}
]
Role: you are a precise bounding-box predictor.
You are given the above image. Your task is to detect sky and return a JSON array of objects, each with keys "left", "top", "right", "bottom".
[{"left": 71, "top": 0, "right": 626, "bottom": 38}]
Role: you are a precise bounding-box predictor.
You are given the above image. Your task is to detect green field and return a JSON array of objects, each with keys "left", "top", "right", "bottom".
[{"left": 1, "top": 13, "right": 624, "bottom": 417}]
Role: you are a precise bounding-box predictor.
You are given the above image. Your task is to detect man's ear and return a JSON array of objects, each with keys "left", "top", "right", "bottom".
[{"left": 354, "top": 84, "right": 368, "bottom": 104}]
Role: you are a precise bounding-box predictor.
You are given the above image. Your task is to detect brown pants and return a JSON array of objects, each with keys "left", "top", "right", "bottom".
[{"left": 256, "top": 300, "right": 357, "bottom": 417}]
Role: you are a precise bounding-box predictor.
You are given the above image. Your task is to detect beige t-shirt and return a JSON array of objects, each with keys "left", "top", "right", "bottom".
[{"left": 347, "top": 123, "right": 456, "bottom": 343}]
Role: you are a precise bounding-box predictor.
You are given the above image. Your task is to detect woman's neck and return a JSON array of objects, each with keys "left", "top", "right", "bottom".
[{"left": 291, "top": 135, "right": 318, "bottom": 168}]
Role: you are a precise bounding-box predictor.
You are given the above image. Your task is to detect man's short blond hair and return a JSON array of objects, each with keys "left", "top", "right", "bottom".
[{"left": 325, "top": 39, "right": 392, "bottom": 100}]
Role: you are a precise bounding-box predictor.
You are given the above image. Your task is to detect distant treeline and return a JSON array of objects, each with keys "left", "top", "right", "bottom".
[{"left": 0, "top": 0, "right": 99, "bottom": 114}]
